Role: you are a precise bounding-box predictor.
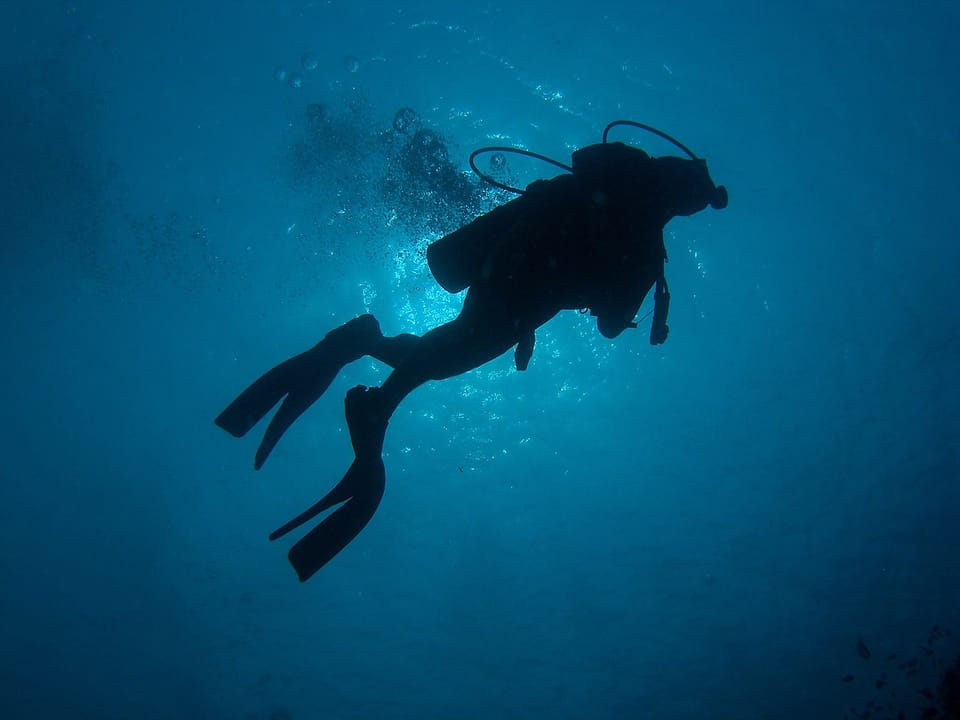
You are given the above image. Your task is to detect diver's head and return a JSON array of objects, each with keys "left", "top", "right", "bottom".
[
  {"left": 692, "top": 158, "right": 727, "bottom": 210},
  {"left": 710, "top": 184, "right": 728, "bottom": 210},
  {"left": 655, "top": 156, "right": 728, "bottom": 216}
]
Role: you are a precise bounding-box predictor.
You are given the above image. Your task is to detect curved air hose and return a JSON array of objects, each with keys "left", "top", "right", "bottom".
[{"left": 468, "top": 119, "right": 703, "bottom": 194}]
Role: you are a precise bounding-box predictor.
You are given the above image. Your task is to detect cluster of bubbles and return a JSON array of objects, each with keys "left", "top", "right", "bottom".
[
  {"left": 286, "top": 94, "right": 514, "bottom": 244},
  {"left": 273, "top": 53, "right": 363, "bottom": 89},
  {"left": 278, "top": 91, "right": 520, "bottom": 331}
]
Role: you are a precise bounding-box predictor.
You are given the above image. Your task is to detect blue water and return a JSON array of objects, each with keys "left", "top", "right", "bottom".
[{"left": 2, "top": 2, "right": 958, "bottom": 718}]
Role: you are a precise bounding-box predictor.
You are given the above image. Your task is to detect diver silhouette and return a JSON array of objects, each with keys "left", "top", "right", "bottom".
[{"left": 216, "top": 122, "right": 729, "bottom": 581}]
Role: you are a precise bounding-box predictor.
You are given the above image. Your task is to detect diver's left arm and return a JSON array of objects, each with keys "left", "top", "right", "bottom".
[
  {"left": 591, "top": 268, "right": 658, "bottom": 339},
  {"left": 592, "top": 299, "right": 643, "bottom": 339},
  {"left": 592, "top": 305, "right": 637, "bottom": 338}
]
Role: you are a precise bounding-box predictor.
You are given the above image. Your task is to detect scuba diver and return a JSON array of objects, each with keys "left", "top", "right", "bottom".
[{"left": 215, "top": 121, "right": 729, "bottom": 582}]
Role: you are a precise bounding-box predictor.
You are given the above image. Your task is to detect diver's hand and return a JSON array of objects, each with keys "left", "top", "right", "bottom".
[{"left": 514, "top": 331, "right": 535, "bottom": 371}]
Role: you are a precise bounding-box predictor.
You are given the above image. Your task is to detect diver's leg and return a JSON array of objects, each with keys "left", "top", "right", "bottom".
[
  {"left": 347, "top": 292, "right": 551, "bottom": 455},
  {"left": 377, "top": 290, "right": 555, "bottom": 408},
  {"left": 274, "top": 295, "right": 555, "bottom": 580},
  {"left": 368, "top": 332, "right": 421, "bottom": 368},
  {"left": 274, "top": 314, "right": 513, "bottom": 581}
]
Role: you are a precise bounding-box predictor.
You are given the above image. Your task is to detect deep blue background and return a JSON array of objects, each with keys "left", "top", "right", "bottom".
[{"left": 2, "top": 2, "right": 958, "bottom": 718}]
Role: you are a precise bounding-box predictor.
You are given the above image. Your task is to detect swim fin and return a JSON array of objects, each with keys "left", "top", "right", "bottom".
[
  {"left": 271, "top": 385, "right": 391, "bottom": 581},
  {"left": 214, "top": 314, "right": 381, "bottom": 469},
  {"left": 281, "top": 456, "right": 385, "bottom": 581}
]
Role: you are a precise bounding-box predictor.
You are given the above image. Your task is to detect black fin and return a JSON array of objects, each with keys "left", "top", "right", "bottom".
[
  {"left": 286, "top": 458, "right": 386, "bottom": 581},
  {"left": 214, "top": 350, "right": 317, "bottom": 438},
  {"left": 269, "top": 466, "right": 358, "bottom": 540},
  {"left": 252, "top": 369, "right": 336, "bottom": 470},
  {"left": 215, "top": 314, "right": 381, "bottom": 469}
]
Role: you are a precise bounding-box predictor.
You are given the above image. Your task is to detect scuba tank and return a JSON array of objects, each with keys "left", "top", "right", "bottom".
[{"left": 426, "top": 194, "right": 534, "bottom": 293}]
